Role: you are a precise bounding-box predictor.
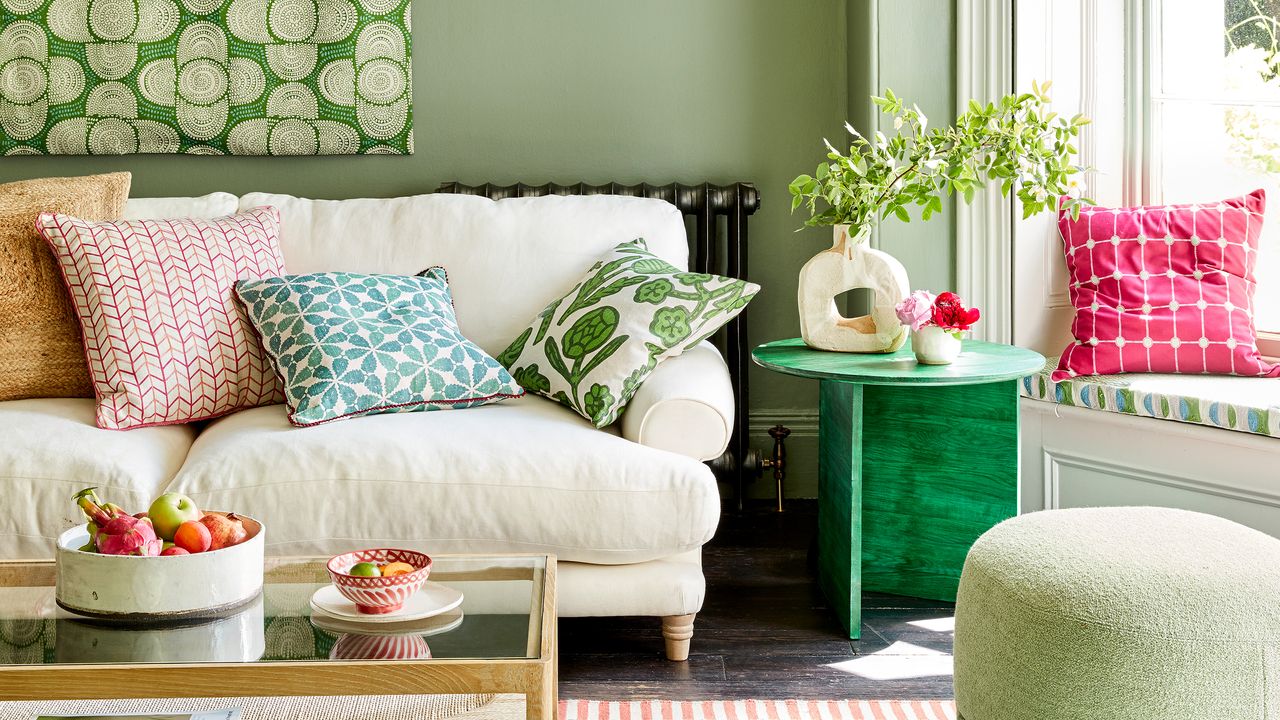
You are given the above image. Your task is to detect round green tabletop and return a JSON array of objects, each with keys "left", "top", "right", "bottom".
[{"left": 751, "top": 337, "right": 1045, "bottom": 386}]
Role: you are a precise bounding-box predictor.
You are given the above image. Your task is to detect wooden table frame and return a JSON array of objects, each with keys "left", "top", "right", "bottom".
[{"left": 0, "top": 554, "right": 558, "bottom": 720}]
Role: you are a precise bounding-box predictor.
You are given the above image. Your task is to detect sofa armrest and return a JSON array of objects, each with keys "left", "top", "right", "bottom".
[{"left": 621, "top": 342, "right": 734, "bottom": 462}]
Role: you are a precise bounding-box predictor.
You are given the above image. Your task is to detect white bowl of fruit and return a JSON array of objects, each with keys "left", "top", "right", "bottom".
[{"left": 55, "top": 487, "right": 265, "bottom": 622}]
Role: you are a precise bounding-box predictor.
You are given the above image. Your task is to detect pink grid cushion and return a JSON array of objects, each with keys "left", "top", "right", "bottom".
[
  {"left": 36, "top": 207, "right": 287, "bottom": 430},
  {"left": 1054, "top": 189, "right": 1280, "bottom": 381}
]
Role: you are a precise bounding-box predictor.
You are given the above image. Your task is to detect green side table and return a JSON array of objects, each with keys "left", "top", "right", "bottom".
[{"left": 752, "top": 337, "right": 1045, "bottom": 639}]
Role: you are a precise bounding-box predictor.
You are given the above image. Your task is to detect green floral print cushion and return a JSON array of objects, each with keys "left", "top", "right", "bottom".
[
  {"left": 235, "top": 269, "right": 522, "bottom": 426},
  {"left": 499, "top": 239, "right": 759, "bottom": 427}
]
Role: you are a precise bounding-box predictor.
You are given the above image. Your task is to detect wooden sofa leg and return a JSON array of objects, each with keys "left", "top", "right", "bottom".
[{"left": 662, "top": 613, "right": 696, "bottom": 661}]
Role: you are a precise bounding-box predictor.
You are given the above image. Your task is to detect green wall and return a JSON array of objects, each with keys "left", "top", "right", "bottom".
[
  {"left": 0, "top": 0, "right": 956, "bottom": 498},
  {"left": 848, "top": 0, "right": 957, "bottom": 293}
]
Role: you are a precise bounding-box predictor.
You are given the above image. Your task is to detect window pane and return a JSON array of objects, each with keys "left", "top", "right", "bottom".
[
  {"left": 1156, "top": 0, "right": 1280, "bottom": 330},
  {"left": 1155, "top": 100, "right": 1280, "bottom": 329},
  {"left": 1161, "top": 2, "right": 1231, "bottom": 96},
  {"left": 1162, "top": 0, "right": 1280, "bottom": 99}
]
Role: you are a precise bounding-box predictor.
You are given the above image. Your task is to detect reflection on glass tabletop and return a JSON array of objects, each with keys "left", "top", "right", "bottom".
[{"left": 0, "top": 554, "right": 548, "bottom": 666}]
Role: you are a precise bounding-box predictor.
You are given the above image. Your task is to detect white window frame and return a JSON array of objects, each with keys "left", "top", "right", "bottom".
[
  {"left": 956, "top": 0, "right": 1014, "bottom": 344},
  {"left": 1011, "top": 0, "right": 1125, "bottom": 355}
]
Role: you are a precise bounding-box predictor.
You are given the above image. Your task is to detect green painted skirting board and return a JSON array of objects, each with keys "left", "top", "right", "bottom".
[{"left": 755, "top": 337, "right": 1043, "bottom": 638}]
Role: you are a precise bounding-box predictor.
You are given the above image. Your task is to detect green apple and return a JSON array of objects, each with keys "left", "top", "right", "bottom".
[
  {"left": 147, "top": 493, "right": 202, "bottom": 541},
  {"left": 349, "top": 562, "right": 381, "bottom": 577}
]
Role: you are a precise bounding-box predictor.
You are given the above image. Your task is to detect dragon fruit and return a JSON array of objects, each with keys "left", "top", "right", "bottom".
[
  {"left": 74, "top": 487, "right": 119, "bottom": 528},
  {"left": 72, "top": 487, "right": 160, "bottom": 555},
  {"left": 95, "top": 515, "right": 162, "bottom": 556}
]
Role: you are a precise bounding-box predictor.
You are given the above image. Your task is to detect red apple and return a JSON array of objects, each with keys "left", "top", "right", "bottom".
[
  {"left": 199, "top": 513, "right": 248, "bottom": 550},
  {"left": 174, "top": 520, "right": 212, "bottom": 553},
  {"left": 160, "top": 546, "right": 190, "bottom": 556},
  {"left": 147, "top": 492, "right": 202, "bottom": 541}
]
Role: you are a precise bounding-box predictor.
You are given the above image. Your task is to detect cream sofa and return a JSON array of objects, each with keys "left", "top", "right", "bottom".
[{"left": 1, "top": 190, "right": 734, "bottom": 660}]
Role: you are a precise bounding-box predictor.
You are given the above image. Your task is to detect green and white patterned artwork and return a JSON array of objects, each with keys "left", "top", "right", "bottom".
[{"left": 0, "top": 0, "right": 413, "bottom": 155}]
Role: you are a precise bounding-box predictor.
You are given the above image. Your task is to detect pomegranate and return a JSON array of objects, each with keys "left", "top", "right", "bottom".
[{"left": 199, "top": 513, "right": 248, "bottom": 550}]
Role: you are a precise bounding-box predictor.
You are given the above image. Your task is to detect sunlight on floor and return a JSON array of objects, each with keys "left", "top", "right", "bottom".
[
  {"left": 825, "top": 641, "right": 955, "bottom": 681},
  {"left": 907, "top": 615, "right": 956, "bottom": 633}
]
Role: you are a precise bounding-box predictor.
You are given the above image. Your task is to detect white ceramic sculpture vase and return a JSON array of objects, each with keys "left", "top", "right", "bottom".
[
  {"left": 911, "top": 326, "right": 962, "bottom": 365},
  {"left": 798, "top": 224, "right": 910, "bottom": 353}
]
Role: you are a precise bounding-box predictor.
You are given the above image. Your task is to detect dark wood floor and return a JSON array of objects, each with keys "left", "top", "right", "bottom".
[{"left": 558, "top": 500, "right": 956, "bottom": 700}]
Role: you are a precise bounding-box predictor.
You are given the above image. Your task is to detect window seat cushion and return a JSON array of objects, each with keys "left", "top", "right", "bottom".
[{"left": 1021, "top": 357, "right": 1280, "bottom": 438}]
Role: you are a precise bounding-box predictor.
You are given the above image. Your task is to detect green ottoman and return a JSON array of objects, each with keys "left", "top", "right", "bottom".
[{"left": 954, "top": 507, "right": 1280, "bottom": 720}]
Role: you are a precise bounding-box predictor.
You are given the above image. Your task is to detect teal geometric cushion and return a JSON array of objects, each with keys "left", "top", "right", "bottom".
[
  {"left": 498, "top": 239, "right": 759, "bottom": 427},
  {"left": 235, "top": 269, "right": 523, "bottom": 426}
]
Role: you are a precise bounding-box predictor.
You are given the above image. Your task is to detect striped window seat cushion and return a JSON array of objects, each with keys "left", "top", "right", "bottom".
[{"left": 1021, "top": 357, "right": 1280, "bottom": 438}]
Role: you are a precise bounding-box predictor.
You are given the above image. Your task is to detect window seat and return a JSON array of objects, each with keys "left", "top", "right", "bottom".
[{"left": 1020, "top": 358, "right": 1280, "bottom": 439}]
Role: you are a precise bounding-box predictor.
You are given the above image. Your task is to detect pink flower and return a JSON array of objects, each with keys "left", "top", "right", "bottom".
[{"left": 895, "top": 290, "right": 937, "bottom": 331}]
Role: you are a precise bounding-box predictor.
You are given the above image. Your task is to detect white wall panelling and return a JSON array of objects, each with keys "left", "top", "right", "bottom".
[{"left": 1021, "top": 399, "right": 1280, "bottom": 537}]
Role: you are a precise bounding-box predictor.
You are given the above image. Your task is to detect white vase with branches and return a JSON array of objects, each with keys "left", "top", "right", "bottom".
[{"left": 789, "top": 84, "right": 1089, "bottom": 352}]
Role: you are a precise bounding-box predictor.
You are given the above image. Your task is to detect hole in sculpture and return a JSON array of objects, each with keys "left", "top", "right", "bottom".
[{"left": 835, "top": 287, "right": 877, "bottom": 334}]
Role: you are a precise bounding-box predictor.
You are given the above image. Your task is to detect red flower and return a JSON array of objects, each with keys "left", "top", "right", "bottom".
[{"left": 931, "top": 291, "right": 981, "bottom": 331}]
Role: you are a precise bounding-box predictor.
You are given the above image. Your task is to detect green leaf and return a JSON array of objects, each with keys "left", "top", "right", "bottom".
[
  {"left": 577, "top": 334, "right": 630, "bottom": 379},
  {"left": 533, "top": 297, "right": 561, "bottom": 343},
  {"left": 544, "top": 337, "right": 571, "bottom": 383}
]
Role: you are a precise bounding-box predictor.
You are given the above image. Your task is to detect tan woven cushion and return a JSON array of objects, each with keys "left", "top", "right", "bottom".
[{"left": 0, "top": 172, "right": 130, "bottom": 400}]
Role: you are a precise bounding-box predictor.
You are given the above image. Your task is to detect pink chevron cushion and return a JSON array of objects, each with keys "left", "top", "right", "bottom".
[
  {"left": 1054, "top": 189, "right": 1280, "bottom": 381},
  {"left": 36, "top": 207, "right": 287, "bottom": 430}
]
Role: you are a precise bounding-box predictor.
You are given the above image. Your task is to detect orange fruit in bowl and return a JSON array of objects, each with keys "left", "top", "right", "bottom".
[{"left": 380, "top": 561, "right": 415, "bottom": 577}]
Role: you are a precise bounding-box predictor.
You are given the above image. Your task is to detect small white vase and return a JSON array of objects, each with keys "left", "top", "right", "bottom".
[
  {"left": 797, "top": 224, "right": 910, "bottom": 353},
  {"left": 912, "top": 326, "right": 962, "bottom": 365}
]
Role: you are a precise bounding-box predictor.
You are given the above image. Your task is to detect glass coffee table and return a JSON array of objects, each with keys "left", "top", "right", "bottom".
[{"left": 0, "top": 554, "right": 556, "bottom": 720}]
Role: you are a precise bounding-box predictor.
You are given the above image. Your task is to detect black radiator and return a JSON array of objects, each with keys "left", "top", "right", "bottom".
[{"left": 436, "top": 181, "right": 760, "bottom": 509}]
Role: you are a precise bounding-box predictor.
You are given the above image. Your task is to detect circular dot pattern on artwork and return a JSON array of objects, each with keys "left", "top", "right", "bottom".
[
  {"left": 1, "top": 58, "right": 46, "bottom": 104},
  {"left": 179, "top": 58, "right": 228, "bottom": 104},
  {"left": 0, "top": 0, "right": 413, "bottom": 155},
  {"left": 356, "top": 58, "right": 405, "bottom": 104}
]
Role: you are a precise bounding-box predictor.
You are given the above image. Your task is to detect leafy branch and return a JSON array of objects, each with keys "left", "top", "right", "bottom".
[{"left": 788, "top": 82, "right": 1092, "bottom": 236}]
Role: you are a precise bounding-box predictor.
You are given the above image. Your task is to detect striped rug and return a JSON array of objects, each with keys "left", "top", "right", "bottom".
[{"left": 558, "top": 700, "right": 957, "bottom": 720}]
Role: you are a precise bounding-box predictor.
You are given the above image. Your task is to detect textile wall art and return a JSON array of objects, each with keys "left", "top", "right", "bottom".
[{"left": 0, "top": 0, "right": 413, "bottom": 155}]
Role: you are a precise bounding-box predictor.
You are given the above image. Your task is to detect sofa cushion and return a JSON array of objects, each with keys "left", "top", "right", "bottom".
[
  {"left": 498, "top": 238, "right": 758, "bottom": 427},
  {"left": 124, "top": 193, "right": 239, "bottom": 220},
  {"left": 166, "top": 395, "right": 721, "bottom": 564},
  {"left": 0, "top": 172, "right": 131, "bottom": 401},
  {"left": 237, "top": 192, "right": 690, "bottom": 357},
  {"left": 0, "top": 398, "right": 197, "bottom": 559},
  {"left": 235, "top": 269, "right": 523, "bottom": 426},
  {"left": 36, "top": 207, "right": 288, "bottom": 429},
  {"left": 1022, "top": 356, "right": 1280, "bottom": 438},
  {"left": 1054, "top": 190, "right": 1278, "bottom": 381}
]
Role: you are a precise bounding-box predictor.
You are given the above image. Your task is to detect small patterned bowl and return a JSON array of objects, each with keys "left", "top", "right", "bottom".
[{"left": 326, "top": 548, "right": 432, "bottom": 615}]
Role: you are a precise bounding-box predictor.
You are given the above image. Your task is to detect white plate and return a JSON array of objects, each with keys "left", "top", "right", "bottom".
[
  {"left": 310, "top": 606, "right": 465, "bottom": 637},
  {"left": 309, "top": 582, "right": 464, "bottom": 624}
]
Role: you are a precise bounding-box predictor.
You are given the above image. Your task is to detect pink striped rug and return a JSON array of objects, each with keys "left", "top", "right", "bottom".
[{"left": 558, "top": 700, "right": 957, "bottom": 720}]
